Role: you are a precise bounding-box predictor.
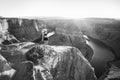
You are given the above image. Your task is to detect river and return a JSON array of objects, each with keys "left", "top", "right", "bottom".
[{"left": 85, "top": 36, "right": 114, "bottom": 78}]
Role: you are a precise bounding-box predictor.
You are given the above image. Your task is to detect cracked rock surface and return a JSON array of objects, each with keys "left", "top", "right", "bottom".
[{"left": 0, "top": 42, "right": 97, "bottom": 80}]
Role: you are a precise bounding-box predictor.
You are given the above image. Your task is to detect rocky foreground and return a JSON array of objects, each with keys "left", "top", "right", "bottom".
[{"left": 0, "top": 42, "right": 97, "bottom": 80}]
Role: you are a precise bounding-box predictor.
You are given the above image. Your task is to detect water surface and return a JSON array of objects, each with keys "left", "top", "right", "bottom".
[{"left": 86, "top": 40, "right": 114, "bottom": 78}]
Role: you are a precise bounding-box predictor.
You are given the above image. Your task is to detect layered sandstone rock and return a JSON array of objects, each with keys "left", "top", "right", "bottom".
[{"left": 0, "top": 42, "right": 97, "bottom": 80}]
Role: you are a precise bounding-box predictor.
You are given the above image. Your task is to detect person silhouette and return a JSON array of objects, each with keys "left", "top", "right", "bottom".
[{"left": 41, "top": 28, "right": 48, "bottom": 44}]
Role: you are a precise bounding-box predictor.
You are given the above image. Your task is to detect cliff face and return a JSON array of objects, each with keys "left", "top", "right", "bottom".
[
  {"left": 0, "top": 42, "right": 97, "bottom": 80},
  {"left": 0, "top": 54, "right": 15, "bottom": 80},
  {"left": 7, "top": 19, "right": 42, "bottom": 41}
]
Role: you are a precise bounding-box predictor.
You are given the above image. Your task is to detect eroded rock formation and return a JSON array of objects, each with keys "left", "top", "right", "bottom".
[{"left": 0, "top": 42, "right": 97, "bottom": 80}]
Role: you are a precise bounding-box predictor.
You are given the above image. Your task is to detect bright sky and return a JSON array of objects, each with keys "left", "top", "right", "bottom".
[{"left": 0, "top": 0, "right": 120, "bottom": 19}]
